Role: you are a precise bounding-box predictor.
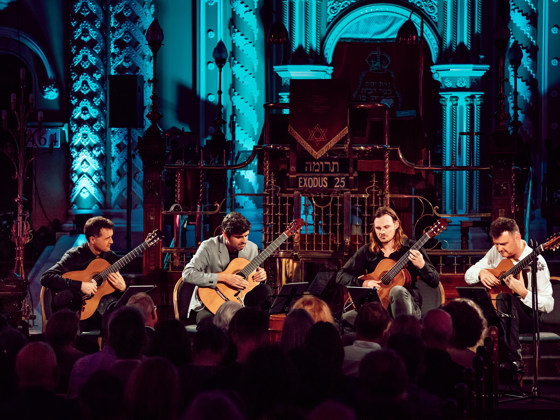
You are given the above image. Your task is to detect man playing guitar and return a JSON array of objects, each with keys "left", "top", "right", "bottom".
[
  {"left": 336, "top": 206, "right": 440, "bottom": 319},
  {"left": 41, "top": 216, "right": 127, "bottom": 330},
  {"left": 182, "top": 212, "right": 269, "bottom": 323},
  {"left": 465, "top": 217, "right": 553, "bottom": 373}
]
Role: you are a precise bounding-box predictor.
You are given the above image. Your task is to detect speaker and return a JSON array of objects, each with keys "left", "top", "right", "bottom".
[{"left": 109, "top": 75, "right": 144, "bottom": 128}]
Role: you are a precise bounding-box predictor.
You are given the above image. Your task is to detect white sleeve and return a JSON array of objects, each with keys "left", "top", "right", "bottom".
[
  {"left": 520, "top": 255, "right": 554, "bottom": 313},
  {"left": 465, "top": 248, "right": 500, "bottom": 285}
]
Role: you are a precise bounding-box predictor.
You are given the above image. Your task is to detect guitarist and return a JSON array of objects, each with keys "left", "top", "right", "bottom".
[
  {"left": 41, "top": 216, "right": 127, "bottom": 330},
  {"left": 336, "top": 207, "right": 440, "bottom": 319},
  {"left": 464, "top": 217, "right": 553, "bottom": 373},
  {"left": 182, "top": 212, "right": 270, "bottom": 323}
]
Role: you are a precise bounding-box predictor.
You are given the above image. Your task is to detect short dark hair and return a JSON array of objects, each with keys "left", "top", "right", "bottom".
[
  {"left": 354, "top": 302, "right": 390, "bottom": 340},
  {"left": 84, "top": 216, "right": 114, "bottom": 240},
  {"left": 221, "top": 212, "right": 251, "bottom": 236},
  {"left": 489, "top": 217, "right": 519, "bottom": 239}
]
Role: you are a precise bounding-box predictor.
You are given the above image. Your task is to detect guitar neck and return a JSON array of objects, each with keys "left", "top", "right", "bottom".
[
  {"left": 96, "top": 241, "right": 150, "bottom": 281},
  {"left": 501, "top": 245, "right": 543, "bottom": 280},
  {"left": 383, "top": 234, "right": 429, "bottom": 283},
  {"left": 239, "top": 232, "right": 289, "bottom": 278}
]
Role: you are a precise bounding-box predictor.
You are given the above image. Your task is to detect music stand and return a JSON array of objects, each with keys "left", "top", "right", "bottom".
[
  {"left": 269, "top": 282, "right": 308, "bottom": 315},
  {"left": 346, "top": 286, "right": 380, "bottom": 310},
  {"left": 114, "top": 284, "right": 156, "bottom": 309}
]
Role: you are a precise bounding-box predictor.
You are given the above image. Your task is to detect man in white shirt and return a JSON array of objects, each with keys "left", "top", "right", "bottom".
[{"left": 464, "top": 217, "right": 553, "bottom": 371}]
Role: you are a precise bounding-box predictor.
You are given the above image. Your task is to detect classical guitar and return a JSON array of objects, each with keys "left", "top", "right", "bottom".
[
  {"left": 62, "top": 230, "right": 163, "bottom": 320},
  {"left": 361, "top": 218, "right": 449, "bottom": 309},
  {"left": 198, "top": 218, "right": 305, "bottom": 314},
  {"left": 487, "top": 233, "right": 560, "bottom": 308}
]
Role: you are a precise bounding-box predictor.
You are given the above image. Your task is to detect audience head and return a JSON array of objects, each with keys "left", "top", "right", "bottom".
[
  {"left": 304, "top": 321, "right": 344, "bottom": 373},
  {"left": 191, "top": 323, "right": 229, "bottom": 366},
  {"left": 45, "top": 308, "right": 80, "bottom": 348},
  {"left": 184, "top": 390, "right": 246, "bottom": 420},
  {"left": 443, "top": 298, "right": 486, "bottom": 350},
  {"left": 79, "top": 370, "right": 125, "bottom": 420},
  {"left": 213, "top": 301, "right": 243, "bottom": 331},
  {"left": 126, "top": 292, "right": 157, "bottom": 328},
  {"left": 386, "top": 314, "right": 421, "bottom": 339},
  {"left": 108, "top": 306, "right": 146, "bottom": 359},
  {"left": 126, "top": 357, "right": 180, "bottom": 420},
  {"left": 280, "top": 308, "right": 314, "bottom": 353},
  {"left": 422, "top": 308, "right": 453, "bottom": 350},
  {"left": 291, "top": 295, "right": 335, "bottom": 324},
  {"left": 354, "top": 302, "right": 390, "bottom": 341},
  {"left": 386, "top": 333, "right": 425, "bottom": 383},
  {"left": 359, "top": 348, "right": 408, "bottom": 400},
  {"left": 16, "top": 341, "right": 58, "bottom": 391},
  {"left": 229, "top": 307, "right": 269, "bottom": 363},
  {"left": 308, "top": 400, "right": 355, "bottom": 420},
  {"left": 152, "top": 319, "right": 192, "bottom": 367}
]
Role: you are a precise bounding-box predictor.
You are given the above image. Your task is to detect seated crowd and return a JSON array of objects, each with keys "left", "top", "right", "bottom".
[{"left": 0, "top": 291, "right": 488, "bottom": 420}]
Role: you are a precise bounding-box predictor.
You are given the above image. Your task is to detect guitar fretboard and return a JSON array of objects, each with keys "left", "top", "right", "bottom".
[
  {"left": 500, "top": 245, "right": 543, "bottom": 280},
  {"left": 93, "top": 240, "right": 150, "bottom": 284},
  {"left": 239, "top": 232, "right": 289, "bottom": 278},
  {"left": 381, "top": 233, "right": 430, "bottom": 285}
]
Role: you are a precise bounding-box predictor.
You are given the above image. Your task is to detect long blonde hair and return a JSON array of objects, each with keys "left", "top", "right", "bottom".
[{"left": 369, "top": 206, "right": 406, "bottom": 254}]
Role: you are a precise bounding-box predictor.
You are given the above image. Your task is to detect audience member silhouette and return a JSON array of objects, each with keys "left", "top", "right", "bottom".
[
  {"left": 78, "top": 370, "right": 125, "bottom": 420},
  {"left": 67, "top": 306, "right": 145, "bottom": 398},
  {"left": 151, "top": 319, "right": 192, "bottom": 367},
  {"left": 126, "top": 291, "right": 158, "bottom": 355},
  {"left": 183, "top": 389, "right": 247, "bottom": 420},
  {"left": 420, "top": 309, "right": 469, "bottom": 403},
  {"left": 228, "top": 307, "right": 269, "bottom": 364},
  {"left": 343, "top": 302, "right": 389, "bottom": 377},
  {"left": 45, "top": 308, "right": 86, "bottom": 394},
  {"left": 3, "top": 341, "right": 73, "bottom": 419},
  {"left": 0, "top": 315, "right": 28, "bottom": 403},
  {"left": 386, "top": 333, "right": 446, "bottom": 419},
  {"left": 213, "top": 301, "right": 243, "bottom": 332},
  {"left": 443, "top": 298, "right": 486, "bottom": 368},
  {"left": 385, "top": 313, "right": 422, "bottom": 341},
  {"left": 178, "top": 323, "right": 230, "bottom": 408},
  {"left": 126, "top": 356, "right": 181, "bottom": 420},
  {"left": 280, "top": 308, "right": 314, "bottom": 354},
  {"left": 357, "top": 349, "right": 411, "bottom": 419}
]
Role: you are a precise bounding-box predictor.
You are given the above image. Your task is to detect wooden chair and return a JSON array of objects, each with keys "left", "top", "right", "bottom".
[
  {"left": 417, "top": 280, "right": 446, "bottom": 318},
  {"left": 40, "top": 286, "right": 53, "bottom": 333},
  {"left": 172, "top": 277, "right": 197, "bottom": 333}
]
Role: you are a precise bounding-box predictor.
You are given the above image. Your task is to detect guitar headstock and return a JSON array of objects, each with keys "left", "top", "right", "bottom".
[
  {"left": 425, "top": 218, "right": 449, "bottom": 239},
  {"left": 543, "top": 233, "right": 560, "bottom": 252},
  {"left": 284, "top": 218, "right": 305, "bottom": 237},
  {"left": 146, "top": 230, "right": 164, "bottom": 247}
]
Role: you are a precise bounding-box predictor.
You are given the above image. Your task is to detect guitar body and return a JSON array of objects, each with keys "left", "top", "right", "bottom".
[
  {"left": 197, "top": 257, "right": 260, "bottom": 314},
  {"left": 361, "top": 258, "right": 411, "bottom": 309},
  {"left": 486, "top": 259, "right": 518, "bottom": 308},
  {"left": 63, "top": 258, "right": 117, "bottom": 320}
]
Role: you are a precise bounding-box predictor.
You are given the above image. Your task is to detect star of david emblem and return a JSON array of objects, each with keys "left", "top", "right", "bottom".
[{"left": 307, "top": 124, "right": 328, "bottom": 147}]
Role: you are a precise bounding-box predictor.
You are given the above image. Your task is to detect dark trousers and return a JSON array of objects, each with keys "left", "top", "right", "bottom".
[{"left": 496, "top": 293, "right": 536, "bottom": 364}]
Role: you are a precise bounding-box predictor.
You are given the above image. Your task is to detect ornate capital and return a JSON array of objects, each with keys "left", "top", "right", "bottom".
[{"left": 431, "top": 64, "right": 490, "bottom": 93}]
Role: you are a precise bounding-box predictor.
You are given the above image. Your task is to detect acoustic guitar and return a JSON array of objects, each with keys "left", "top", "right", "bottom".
[
  {"left": 361, "top": 218, "right": 449, "bottom": 309},
  {"left": 63, "top": 230, "right": 163, "bottom": 320},
  {"left": 487, "top": 233, "right": 560, "bottom": 308},
  {"left": 198, "top": 218, "right": 305, "bottom": 314}
]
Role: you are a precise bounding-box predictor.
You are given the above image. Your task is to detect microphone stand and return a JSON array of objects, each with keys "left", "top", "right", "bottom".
[{"left": 501, "top": 239, "right": 560, "bottom": 405}]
